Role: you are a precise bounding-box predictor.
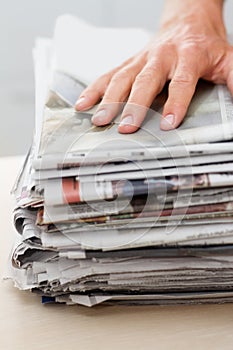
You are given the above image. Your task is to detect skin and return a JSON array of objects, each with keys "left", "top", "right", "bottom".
[{"left": 75, "top": 0, "right": 233, "bottom": 133}]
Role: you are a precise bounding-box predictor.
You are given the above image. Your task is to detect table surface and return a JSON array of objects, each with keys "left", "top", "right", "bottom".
[{"left": 1, "top": 156, "right": 233, "bottom": 350}]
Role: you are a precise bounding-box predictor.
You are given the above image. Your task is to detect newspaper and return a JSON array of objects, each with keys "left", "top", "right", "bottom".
[
  {"left": 43, "top": 173, "right": 233, "bottom": 205},
  {"left": 33, "top": 152, "right": 233, "bottom": 180},
  {"left": 34, "top": 76, "right": 233, "bottom": 170},
  {"left": 8, "top": 15, "right": 233, "bottom": 307}
]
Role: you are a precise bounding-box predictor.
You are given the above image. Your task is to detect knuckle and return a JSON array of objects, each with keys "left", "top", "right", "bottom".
[
  {"left": 171, "top": 101, "right": 187, "bottom": 109},
  {"left": 155, "top": 43, "right": 173, "bottom": 56},
  {"left": 82, "top": 87, "right": 98, "bottom": 96},
  {"left": 102, "top": 88, "right": 117, "bottom": 102},
  {"left": 171, "top": 71, "right": 196, "bottom": 85},
  {"left": 135, "top": 67, "right": 157, "bottom": 84},
  {"left": 111, "top": 68, "right": 133, "bottom": 83},
  {"left": 180, "top": 41, "right": 201, "bottom": 54},
  {"left": 165, "top": 100, "right": 188, "bottom": 113},
  {"left": 99, "top": 72, "right": 112, "bottom": 82}
]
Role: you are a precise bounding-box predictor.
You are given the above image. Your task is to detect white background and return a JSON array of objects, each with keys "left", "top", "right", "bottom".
[{"left": 1, "top": 0, "right": 233, "bottom": 156}]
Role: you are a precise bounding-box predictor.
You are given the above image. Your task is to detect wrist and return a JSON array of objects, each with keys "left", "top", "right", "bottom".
[{"left": 159, "top": 0, "right": 226, "bottom": 38}]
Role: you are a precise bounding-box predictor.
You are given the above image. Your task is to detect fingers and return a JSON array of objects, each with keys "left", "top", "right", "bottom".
[
  {"left": 76, "top": 45, "right": 204, "bottom": 133},
  {"left": 118, "top": 58, "right": 168, "bottom": 133},
  {"left": 91, "top": 57, "right": 146, "bottom": 126},
  {"left": 75, "top": 73, "right": 112, "bottom": 111},
  {"left": 75, "top": 56, "right": 136, "bottom": 111},
  {"left": 161, "top": 57, "right": 199, "bottom": 131},
  {"left": 90, "top": 51, "right": 192, "bottom": 134}
]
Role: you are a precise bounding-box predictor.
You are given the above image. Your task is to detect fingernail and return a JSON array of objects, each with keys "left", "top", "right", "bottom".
[
  {"left": 92, "top": 109, "right": 107, "bottom": 124},
  {"left": 119, "top": 115, "right": 134, "bottom": 126},
  {"left": 75, "top": 96, "right": 86, "bottom": 109},
  {"left": 160, "top": 114, "right": 175, "bottom": 130}
]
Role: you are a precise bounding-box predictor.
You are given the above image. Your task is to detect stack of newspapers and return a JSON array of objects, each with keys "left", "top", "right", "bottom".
[{"left": 9, "top": 16, "right": 233, "bottom": 307}]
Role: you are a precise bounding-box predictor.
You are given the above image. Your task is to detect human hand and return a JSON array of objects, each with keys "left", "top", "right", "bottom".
[{"left": 75, "top": 0, "right": 233, "bottom": 133}]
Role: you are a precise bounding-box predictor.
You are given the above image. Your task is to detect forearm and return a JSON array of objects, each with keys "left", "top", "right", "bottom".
[{"left": 159, "top": 0, "right": 226, "bottom": 38}]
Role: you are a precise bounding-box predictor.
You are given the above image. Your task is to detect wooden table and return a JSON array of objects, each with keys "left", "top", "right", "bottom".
[{"left": 1, "top": 156, "right": 233, "bottom": 350}]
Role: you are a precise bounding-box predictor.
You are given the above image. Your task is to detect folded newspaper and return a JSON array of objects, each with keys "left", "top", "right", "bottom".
[{"left": 8, "top": 15, "right": 233, "bottom": 307}]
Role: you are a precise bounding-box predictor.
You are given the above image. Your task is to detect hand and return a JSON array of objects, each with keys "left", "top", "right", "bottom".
[{"left": 75, "top": 0, "right": 233, "bottom": 133}]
